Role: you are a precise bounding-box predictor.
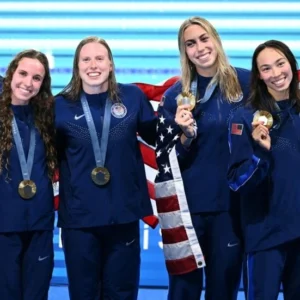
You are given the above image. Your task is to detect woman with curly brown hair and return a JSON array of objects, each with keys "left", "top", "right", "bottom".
[{"left": 0, "top": 49, "right": 56, "bottom": 300}]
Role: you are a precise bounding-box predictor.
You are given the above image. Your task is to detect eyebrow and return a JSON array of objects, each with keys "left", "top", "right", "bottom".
[
  {"left": 259, "top": 57, "right": 286, "bottom": 68},
  {"left": 185, "top": 33, "right": 208, "bottom": 43}
]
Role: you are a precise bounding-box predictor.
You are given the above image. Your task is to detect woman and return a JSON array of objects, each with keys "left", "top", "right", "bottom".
[
  {"left": 0, "top": 50, "right": 56, "bottom": 299},
  {"left": 155, "top": 16, "right": 250, "bottom": 300},
  {"left": 228, "top": 40, "right": 300, "bottom": 300},
  {"left": 55, "top": 36, "right": 157, "bottom": 300}
]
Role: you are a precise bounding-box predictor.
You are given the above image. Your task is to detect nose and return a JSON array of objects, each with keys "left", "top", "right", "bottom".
[
  {"left": 90, "top": 59, "right": 97, "bottom": 69},
  {"left": 23, "top": 76, "right": 33, "bottom": 87},
  {"left": 271, "top": 67, "right": 281, "bottom": 78},
  {"left": 196, "top": 41, "right": 205, "bottom": 52}
]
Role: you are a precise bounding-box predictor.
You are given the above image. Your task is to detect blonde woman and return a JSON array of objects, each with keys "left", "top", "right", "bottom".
[{"left": 155, "top": 17, "right": 250, "bottom": 299}]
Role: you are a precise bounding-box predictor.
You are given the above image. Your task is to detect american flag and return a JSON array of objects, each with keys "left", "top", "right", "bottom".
[{"left": 136, "top": 77, "right": 206, "bottom": 275}]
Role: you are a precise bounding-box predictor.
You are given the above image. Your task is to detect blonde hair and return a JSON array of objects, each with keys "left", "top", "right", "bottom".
[
  {"left": 178, "top": 17, "right": 242, "bottom": 102},
  {"left": 59, "top": 36, "right": 120, "bottom": 102}
]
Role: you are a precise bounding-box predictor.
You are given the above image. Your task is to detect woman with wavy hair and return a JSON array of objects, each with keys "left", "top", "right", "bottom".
[
  {"left": 155, "top": 16, "right": 250, "bottom": 299},
  {"left": 0, "top": 49, "right": 56, "bottom": 300},
  {"left": 228, "top": 40, "right": 300, "bottom": 300},
  {"left": 55, "top": 36, "right": 156, "bottom": 300}
]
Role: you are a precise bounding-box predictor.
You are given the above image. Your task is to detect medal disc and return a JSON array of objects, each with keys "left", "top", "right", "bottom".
[
  {"left": 91, "top": 167, "right": 110, "bottom": 186},
  {"left": 253, "top": 110, "right": 273, "bottom": 129},
  {"left": 176, "top": 92, "right": 196, "bottom": 111},
  {"left": 18, "top": 180, "right": 37, "bottom": 199}
]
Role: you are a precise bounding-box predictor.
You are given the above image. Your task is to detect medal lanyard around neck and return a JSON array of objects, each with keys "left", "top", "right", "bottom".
[
  {"left": 80, "top": 93, "right": 112, "bottom": 168},
  {"left": 190, "top": 77, "right": 218, "bottom": 104},
  {"left": 12, "top": 116, "right": 36, "bottom": 180}
]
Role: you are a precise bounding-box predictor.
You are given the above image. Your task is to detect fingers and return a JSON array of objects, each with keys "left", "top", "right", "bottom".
[
  {"left": 175, "top": 105, "right": 194, "bottom": 126},
  {"left": 252, "top": 124, "right": 269, "bottom": 141}
]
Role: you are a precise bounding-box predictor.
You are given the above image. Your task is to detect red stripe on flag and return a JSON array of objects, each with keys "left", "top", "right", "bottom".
[
  {"left": 135, "top": 76, "right": 179, "bottom": 101},
  {"left": 156, "top": 195, "right": 180, "bottom": 213},
  {"left": 147, "top": 180, "right": 155, "bottom": 200},
  {"left": 161, "top": 226, "right": 188, "bottom": 244},
  {"left": 166, "top": 255, "right": 198, "bottom": 275},
  {"left": 139, "top": 142, "right": 157, "bottom": 169}
]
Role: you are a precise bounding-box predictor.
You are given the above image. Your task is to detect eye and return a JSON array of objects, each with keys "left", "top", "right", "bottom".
[
  {"left": 19, "top": 71, "right": 27, "bottom": 76},
  {"left": 82, "top": 57, "right": 90, "bottom": 62},
  {"left": 185, "top": 41, "right": 195, "bottom": 48},
  {"left": 278, "top": 61, "right": 285, "bottom": 67},
  {"left": 261, "top": 67, "right": 270, "bottom": 72},
  {"left": 33, "top": 76, "right": 42, "bottom": 82},
  {"left": 200, "top": 36, "right": 209, "bottom": 42}
]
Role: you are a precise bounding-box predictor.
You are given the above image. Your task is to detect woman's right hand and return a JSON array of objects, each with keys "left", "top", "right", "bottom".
[
  {"left": 252, "top": 121, "right": 271, "bottom": 150},
  {"left": 175, "top": 104, "right": 195, "bottom": 138}
]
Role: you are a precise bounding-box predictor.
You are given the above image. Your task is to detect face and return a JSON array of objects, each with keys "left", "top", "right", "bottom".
[
  {"left": 257, "top": 47, "right": 293, "bottom": 101},
  {"left": 183, "top": 24, "right": 218, "bottom": 77},
  {"left": 78, "top": 42, "right": 112, "bottom": 94},
  {"left": 10, "top": 57, "right": 45, "bottom": 105}
]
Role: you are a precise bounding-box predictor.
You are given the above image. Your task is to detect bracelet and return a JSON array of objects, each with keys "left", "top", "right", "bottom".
[{"left": 183, "top": 130, "right": 196, "bottom": 139}]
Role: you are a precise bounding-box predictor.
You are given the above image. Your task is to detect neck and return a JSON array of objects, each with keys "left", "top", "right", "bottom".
[
  {"left": 11, "top": 99, "right": 30, "bottom": 106},
  {"left": 196, "top": 66, "right": 217, "bottom": 78},
  {"left": 269, "top": 88, "right": 289, "bottom": 101},
  {"left": 83, "top": 83, "right": 109, "bottom": 95}
]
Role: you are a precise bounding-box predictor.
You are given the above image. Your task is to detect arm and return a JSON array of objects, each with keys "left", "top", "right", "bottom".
[{"left": 227, "top": 112, "right": 271, "bottom": 193}]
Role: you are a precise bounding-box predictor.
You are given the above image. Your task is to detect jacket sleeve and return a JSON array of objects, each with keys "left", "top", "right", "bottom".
[
  {"left": 137, "top": 88, "right": 158, "bottom": 147},
  {"left": 227, "top": 111, "right": 272, "bottom": 193}
]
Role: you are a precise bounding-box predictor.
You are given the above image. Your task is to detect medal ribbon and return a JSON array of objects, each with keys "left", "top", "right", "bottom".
[
  {"left": 12, "top": 116, "right": 36, "bottom": 180},
  {"left": 191, "top": 77, "right": 217, "bottom": 104},
  {"left": 80, "top": 93, "right": 112, "bottom": 168}
]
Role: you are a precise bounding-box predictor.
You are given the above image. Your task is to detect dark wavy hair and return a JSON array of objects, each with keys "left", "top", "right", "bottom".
[
  {"left": 248, "top": 40, "right": 300, "bottom": 112},
  {"left": 58, "top": 36, "right": 120, "bottom": 102},
  {"left": 0, "top": 49, "right": 57, "bottom": 178}
]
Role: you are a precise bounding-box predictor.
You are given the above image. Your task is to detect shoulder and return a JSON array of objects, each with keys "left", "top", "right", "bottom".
[
  {"left": 164, "top": 80, "right": 182, "bottom": 98},
  {"left": 119, "top": 83, "right": 145, "bottom": 97},
  {"left": 234, "top": 67, "right": 251, "bottom": 84}
]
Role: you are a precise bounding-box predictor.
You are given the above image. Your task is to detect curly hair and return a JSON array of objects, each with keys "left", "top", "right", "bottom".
[
  {"left": 58, "top": 36, "right": 120, "bottom": 102},
  {"left": 0, "top": 49, "right": 57, "bottom": 179}
]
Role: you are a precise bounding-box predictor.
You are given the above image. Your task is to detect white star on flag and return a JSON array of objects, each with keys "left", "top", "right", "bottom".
[
  {"left": 163, "top": 164, "right": 171, "bottom": 173},
  {"left": 159, "top": 115, "right": 166, "bottom": 124},
  {"left": 166, "top": 125, "right": 173, "bottom": 134}
]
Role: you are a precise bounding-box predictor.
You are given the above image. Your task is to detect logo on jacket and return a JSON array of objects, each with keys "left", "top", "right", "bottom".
[
  {"left": 111, "top": 103, "right": 127, "bottom": 118},
  {"left": 74, "top": 114, "right": 85, "bottom": 120}
]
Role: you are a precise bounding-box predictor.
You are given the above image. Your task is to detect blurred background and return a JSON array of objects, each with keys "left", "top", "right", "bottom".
[{"left": 0, "top": 0, "right": 299, "bottom": 298}]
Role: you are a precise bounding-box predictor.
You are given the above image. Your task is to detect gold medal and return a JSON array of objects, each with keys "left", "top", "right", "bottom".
[
  {"left": 176, "top": 92, "right": 196, "bottom": 111},
  {"left": 91, "top": 167, "right": 110, "bottom": 186},
  {"left": 18, "top": 180, "right": 37, "bottom": 199},
  {"left": 253, "top": 110, "right": 273, "bottom": 129}
]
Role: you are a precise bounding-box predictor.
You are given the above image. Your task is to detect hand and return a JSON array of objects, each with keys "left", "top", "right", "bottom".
[
  {"left": 175, "top": 104, "right": 195, "bottom": 138},
  {"left": 252, "top": 121, "right": 271, "bottom": 150}
]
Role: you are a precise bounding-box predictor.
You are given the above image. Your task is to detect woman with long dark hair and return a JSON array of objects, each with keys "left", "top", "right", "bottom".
[{"left": 228, "top": 40, "right": 300, "bottom": 299}]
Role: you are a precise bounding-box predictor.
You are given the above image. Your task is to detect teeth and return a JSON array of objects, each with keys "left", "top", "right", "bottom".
[
  {"left": 273, "top": 78, "right": 285, "bottom": 86},
  {"left": 88, "top": 73, "right": 100, "bottom": 77}
]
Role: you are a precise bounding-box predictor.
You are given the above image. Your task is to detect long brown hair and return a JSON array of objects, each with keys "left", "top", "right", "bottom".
[
  {"left": 58, "top": 36, "right": 120, "bottom": 102},
  {"left": 178, "top": 17, "right": 242, "bottom": 102},
  {"left": 0, "top": 49, "right": 57, "bottom": 178}
]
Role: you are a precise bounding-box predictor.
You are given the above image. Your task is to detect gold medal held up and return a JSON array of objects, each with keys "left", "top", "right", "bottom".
[
  {"left": 176, "top": 92, "right": 196, "bottom": 111},
  {"left": 91, "top": 167, "right": 110, "bottom": 186},
  {"left": 18, "top": 180, "right": 37, "bottom": 199},
  {"left": 253, "top": 110, "right": 273, "bottom": 129}
]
